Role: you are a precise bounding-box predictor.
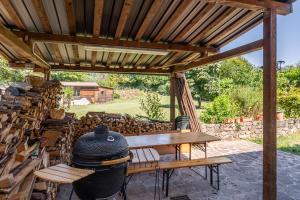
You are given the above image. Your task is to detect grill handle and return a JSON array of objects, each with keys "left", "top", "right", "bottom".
[{"left": 100, "top": 155, "right": 131, "bottom": 166}]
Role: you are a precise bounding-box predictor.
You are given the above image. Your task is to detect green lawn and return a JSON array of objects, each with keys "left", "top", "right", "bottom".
[
  {"left": 249, "top": 132, "right": 300, "bottom": 156},
  {"left": 67, "top": 96, "right": 203, "bottom": 119}
]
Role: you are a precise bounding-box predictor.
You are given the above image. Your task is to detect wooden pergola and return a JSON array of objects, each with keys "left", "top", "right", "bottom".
[{"left": 0, "top": 0, "right": 295, "bottom": 199}]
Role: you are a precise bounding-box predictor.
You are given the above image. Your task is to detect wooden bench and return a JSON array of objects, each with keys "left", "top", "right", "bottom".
[
  {"left": 127, "top": 156, "right": 232, "bottom": 197},
  {"left": 159, "top": 156, "right": 232, "bottom": 196}
]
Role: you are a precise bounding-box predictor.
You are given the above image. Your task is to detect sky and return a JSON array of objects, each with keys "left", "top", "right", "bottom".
[{"left": 222, "top": 1, "right": 300, "bottom": 67}]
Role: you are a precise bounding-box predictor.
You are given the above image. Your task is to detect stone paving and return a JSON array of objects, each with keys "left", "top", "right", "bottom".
[{"left": 57, "top": 140, "right": 300, "bottom": 200}]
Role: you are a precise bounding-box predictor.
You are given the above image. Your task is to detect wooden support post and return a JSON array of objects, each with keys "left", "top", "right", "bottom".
[
  {"left": 170, "top": 73, "right": 176, "bottom": 129},
  {"left": 263, "top": 8, "right": 277, "bottom": 200}
]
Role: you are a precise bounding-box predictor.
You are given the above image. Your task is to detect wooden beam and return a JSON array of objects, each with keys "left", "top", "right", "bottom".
[
  {"left": 115, "top": 0, "right": 134, "bottom": 39},
  {"left": 31, "top": 0, "right": 62, "bottom": 63},
  {"left": 263, "top": 8, "right": 277, "bottom": 200},
  {"left": 93, "top": 0, "right": 104, "bottom": 36},
  {"left": 91, "top": 51, "right": 97, "bottom": 66},
  {"left": 14, "top": 31, "right": 219, "bottom": 53},
  {"left": 49, "top": 65, "right": 170, "bottom": 75},
  {"left": 190, "top": 7, "right": 239, "bottom": 44},
  {"left": 173, "top": 3, "right": 218, "bottom": 43},
  {"left": 135, "top": 0, "right": 164, "bottom": 40},
  {"left": 0, "top": 0, "right": 25, "bottom": 30},
  {"left": 0, "top": 23, "right": 48, "bottom": 68},
  {"left": 210, "top": 0, "right": 292, "bottom": 15},
  {"left": 13, "top": 31, "right": 218, "bottom": 53},
  {"left": 154, "top": 0, "right": 193, "bottom": 42},
  {"left": 170, "top": 73, "right": 176, "bottom": 127},
  {"left": 174, "top": 39, "right": 263, "bottom": 72}
]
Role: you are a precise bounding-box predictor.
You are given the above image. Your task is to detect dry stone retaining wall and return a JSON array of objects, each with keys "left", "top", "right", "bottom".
[{"left": 201, "top": 118, "right": 300, "bottom": 139}]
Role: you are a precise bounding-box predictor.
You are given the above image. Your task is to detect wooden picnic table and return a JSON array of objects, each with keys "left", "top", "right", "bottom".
[
  {"left": 126, "top": 132, "right": 220, "bottom": 149},
  {"left": 126, "top": 132, "right": 220, "bottom": 160}
]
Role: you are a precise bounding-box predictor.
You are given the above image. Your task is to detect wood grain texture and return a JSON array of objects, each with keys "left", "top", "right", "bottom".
[
  {"left": 263, "top": 8, "right": 277, "bottom": 200},
  {"left": 126, "top": 132, "right": 220, "bottom": 149}
]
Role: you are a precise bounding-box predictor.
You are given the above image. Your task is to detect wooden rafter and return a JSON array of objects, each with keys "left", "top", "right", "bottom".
[
  {"left": 210, "top": 0, "right": 292, "bottom": 15},
  {"left": 93, "top": 0, "right": 104, "bottom": 37},
  {"left": 0, "top": 23, "right": 48, "bottom": 68},
  {"left": 13, "top": 31, "right": 218, "bottom": 53},
  {"left": 49, "top": 65, "right": 170, "bottom": 75},
  {"left": 135, "top": 0, "right": 164, "bottom": 40},
  {"left": 173, "top": 3, "right": 218, "bottom": 43},
  {"left": 91, "top": 51, "right": 97, "bottom": 66},
  {"left": 106, "top": 52, "right": 114, "bottom": 66},
  {"left": 154, "top": 0, "right": 193, "bottom": 42},
  {"left": 220, "top": 14, "right": 263, "bottom": 47},
  {"left": 121, "top": 53, "right": 131, "bottom": 67},
  {"left": 207, "top": 11, "right": 260, "bottom": 45},
  {"left": 115, "top": 0, "right": 134, "bottom": 39},
  {"left": 91, "top": 0, "right": 104, "bottom": 66},
  {"left": 190, "top": 7, "right": 239, "bottom": 44},
  {"left": 0, "top": 0, "right": 25, "bottom": 30},
  {"left": 174, "top": 39, "right": 263, "bottom": 72},
  {"left": 31, "top": 0, "right": 63, "bottom": 63},
  {"left": 135, "top": 54, "right": 148, "bottom": 67},
  {"left": 64, "top": 0, "right": 76, "bottom": 34}
]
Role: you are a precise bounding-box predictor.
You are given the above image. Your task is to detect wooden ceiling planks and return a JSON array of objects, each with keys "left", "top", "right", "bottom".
[
  {"left": 207, "top": 10, "right": 261, "bottom": 46},
  {"left": 0, "top": 0, "right": 293, "bottom": 74},
  {"left": 173, "top": 3, "right": 218, "bottom": 43},
  {"left": 64, "top": 0, "right": 79, "bottom": 64},
  {"left": 153, "top": 0, "right": 193, "bottom": 42},
  {"left": 31, "top": 0, "right": 63, "bottom": 64},
  {"left": 189, "top": 7, "right": 240, "bottom": 44},
  {"left": 135, "top": 0, "right": 164, "bottom": 40},
  {"left": 0, "top": 0, "right": 25, "bottom": 30}
]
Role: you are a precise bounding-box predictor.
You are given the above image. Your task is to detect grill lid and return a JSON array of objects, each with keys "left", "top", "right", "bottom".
[{"left": 72, "top": 125, "right": 129, "bottom": 166}]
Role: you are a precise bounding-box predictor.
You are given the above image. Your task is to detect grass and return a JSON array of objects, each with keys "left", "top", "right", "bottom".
[
  {"left": 249, "top": 132, "right": 300, "bottom": 156},
  {"left": 67, "top": 96, "right": 203, "bottom": 119}
]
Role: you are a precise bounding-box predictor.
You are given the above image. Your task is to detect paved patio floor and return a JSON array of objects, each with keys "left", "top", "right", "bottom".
[{"left": 57, "top": 140, "right": 300, "bottom": 200}]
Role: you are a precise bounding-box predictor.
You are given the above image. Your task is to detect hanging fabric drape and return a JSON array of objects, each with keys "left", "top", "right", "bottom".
[{"left": 174, "top": 73, "right": 201, "bottom": 132}]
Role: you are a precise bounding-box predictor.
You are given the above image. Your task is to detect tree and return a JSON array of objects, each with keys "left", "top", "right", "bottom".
[
  {"left": 139, "top": 92, "right": 166, "bottom": 121},
  {"left": 0, "top": 59, "right": 30, "bottom": 84},
  {"left": 51, "top": 71, "right": 90, "bottom": 82}
]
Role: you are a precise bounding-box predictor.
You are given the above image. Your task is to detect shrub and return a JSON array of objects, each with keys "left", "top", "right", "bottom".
[
  {"left": 63, "top": 87, "right": 74, "bottom": 108},
  {"left": 278, "top": 88, "right": 300, "bottom": 118},
  {"left": 201, "top": 94, "right": 238, "bottom": 123},
  {"left": 139, "top": 92, "right": 166, "bottom": 121},
  {"left": 229, "top": 87, "right": 263, "bottom": 118}
]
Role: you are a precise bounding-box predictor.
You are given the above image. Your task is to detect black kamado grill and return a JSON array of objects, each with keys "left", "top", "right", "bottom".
[{"left": 72, "top": 125, "right": 130, "bottom": 200}]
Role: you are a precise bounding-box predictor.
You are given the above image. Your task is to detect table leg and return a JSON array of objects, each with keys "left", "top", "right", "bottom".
[
  {"left": 189, "top": 143, "right": 192, "bottom": 160},
  {"left": 166, "top": 170, "right": 170, "bottom": 197},
  {"left": 205, "top": 142, "right": 207, "bottom": 179}
]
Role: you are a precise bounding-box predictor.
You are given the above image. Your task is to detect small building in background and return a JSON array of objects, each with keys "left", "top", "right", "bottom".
[{"left": 61, "top": 82, "right": 113, "bottom": 104}]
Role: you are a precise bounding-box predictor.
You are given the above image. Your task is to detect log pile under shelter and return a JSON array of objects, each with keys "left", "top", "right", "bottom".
[
  {"left": 0, "top": 77, "right": 74, "bottom": 200},
  {"left": 74, "top": 112, "right": 173, "bottom": 141}
]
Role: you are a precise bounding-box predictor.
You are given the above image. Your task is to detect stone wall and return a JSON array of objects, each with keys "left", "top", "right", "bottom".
[{"left": 201, "top": 118, "right": 300, "bottom": 139}]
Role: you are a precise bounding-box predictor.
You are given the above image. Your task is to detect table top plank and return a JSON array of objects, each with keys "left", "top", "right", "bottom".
[{"left": 126, "top": 132, "right": 220, "bottom": 149}]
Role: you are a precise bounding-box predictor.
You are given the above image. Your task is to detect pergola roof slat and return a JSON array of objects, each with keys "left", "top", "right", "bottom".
[{"left": 0, "top": 0, "right": 293, "bottom": 73}]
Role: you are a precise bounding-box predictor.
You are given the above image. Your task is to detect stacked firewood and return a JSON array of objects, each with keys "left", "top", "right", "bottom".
[
  {"left": 41, "top": 113, "right": 75, "bottom": 166},
  {"left": 74, "top": 112, "right": 172, "bottom": 141},
  {"left": 0, "top": 79, "right": 73, "bottom": 200}
]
